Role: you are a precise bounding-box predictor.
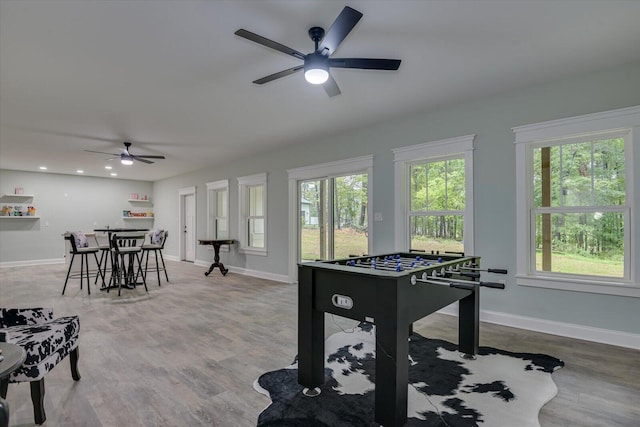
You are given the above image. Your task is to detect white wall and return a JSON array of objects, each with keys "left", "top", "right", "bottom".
[
  {"left": 153, "top": 61, "right": 640, "bottom": 337},
  {"left": 0, "top": 170, "right": 153, "bottom": 264}
]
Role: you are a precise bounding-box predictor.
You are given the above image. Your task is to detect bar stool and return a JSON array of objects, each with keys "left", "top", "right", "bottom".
[
  {"left": 109, "top": 232, "right": 148, "bottom": 296},
  {"left": 62, "top": 232, "right": 105, "bottom": 295},
  {"left": 142, "top": 230, "right": 169, "bottom": 286}
]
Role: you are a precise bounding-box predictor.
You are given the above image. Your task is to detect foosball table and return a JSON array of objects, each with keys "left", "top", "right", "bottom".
[{"left": 297, "top": 251, "right": 506, "bottom": 427}]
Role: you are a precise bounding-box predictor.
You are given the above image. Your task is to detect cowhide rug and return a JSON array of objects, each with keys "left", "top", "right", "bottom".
[{"left": 254, "top": 322, "right": 564, "bottom": 426}]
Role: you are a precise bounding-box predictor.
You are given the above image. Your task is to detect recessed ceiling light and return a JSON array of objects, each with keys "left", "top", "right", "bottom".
[
  {"left": 105, "top": 166, "right": 113, "bottom": 170},
  {"left": 77, "top": 170, "right": 84, "bottom": 174},
  {"left": 110, "top": 173, "right": 117, "bottom": 176},
  {"left": 39, "top": 166, "right": 47, "bottom": 170}
]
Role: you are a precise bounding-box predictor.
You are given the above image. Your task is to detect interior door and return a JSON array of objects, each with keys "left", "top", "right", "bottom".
[{"left": 183, "top": 193, "right": 196, "bottom": 262}]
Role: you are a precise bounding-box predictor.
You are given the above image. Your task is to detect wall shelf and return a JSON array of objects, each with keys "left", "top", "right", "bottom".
[
  {"left": 0, "top": 194, "right": 35, "bottom": 203},
  {"left": 123, "top": 217, "right": 154, "bottom": 220},
  {"left": 0, "top": 216, "right": 40, "bottom": 219},
  {"left": 1, "top": 193, "right": 38, "bottom": 218},
  {"left": 128, "top": 199, "right": 152, "bottom": 204}
]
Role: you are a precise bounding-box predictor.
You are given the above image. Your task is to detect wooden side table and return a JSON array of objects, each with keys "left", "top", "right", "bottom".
[
  {"left": 198, "top": 239, "right": 235, "bottom": 276},
  {"left": 0, "top": 342, "right": 27, "bottom": 427}
]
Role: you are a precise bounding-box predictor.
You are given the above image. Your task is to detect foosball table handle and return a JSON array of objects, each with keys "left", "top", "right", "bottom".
[{"left": 479, "top": 281, "right": 506, "bottom": 289}]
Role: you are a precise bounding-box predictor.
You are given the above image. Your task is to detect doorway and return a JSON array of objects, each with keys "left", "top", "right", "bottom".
[
  {"left": 299, "top": 173, "right": 368, "bottom": 263},
  {"left": 179, "top": 187, "right": 196, "bottom": 262}
]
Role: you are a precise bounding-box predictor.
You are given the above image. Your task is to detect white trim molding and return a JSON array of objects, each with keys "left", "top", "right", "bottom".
[
  {"left": 393, "top": 134, "right": 475, "bottom": 253},
  {"left": 237, "top": 173, "right": 267, "bottom": 256},
  {"left": 513, "top": 105, "right": 640, "bottom": 297},
  {"left": 287, "top": 155, "right": 374, "bottom": 283},
  {"left": 206, "top": 179, "right": 229, "bottom": 241}
]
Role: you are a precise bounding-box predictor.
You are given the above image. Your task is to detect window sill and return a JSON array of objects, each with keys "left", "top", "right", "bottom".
[
  {"left": 239, "top": 248, "right": 267, "bottom": 257},
  {"left": 516, "top": 274, "right": 640, "bottom": 298}
]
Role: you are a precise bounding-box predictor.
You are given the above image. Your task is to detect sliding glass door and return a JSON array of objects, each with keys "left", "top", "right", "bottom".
[{"left": 299, "top": 173, "right": 368, "bottom": 262}]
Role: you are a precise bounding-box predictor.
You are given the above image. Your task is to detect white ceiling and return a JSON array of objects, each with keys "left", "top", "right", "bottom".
[{"left": 2, "top": 0, "right": 640, "bottom": 182}]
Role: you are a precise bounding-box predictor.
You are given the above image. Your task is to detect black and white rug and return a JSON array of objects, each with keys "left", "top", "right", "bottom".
[{"left": 254, "top": 323, "right": 564, "bottom": 427}]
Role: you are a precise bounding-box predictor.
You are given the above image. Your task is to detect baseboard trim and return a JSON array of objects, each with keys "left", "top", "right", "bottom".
[
  {"left": 438, "top": 304, "right": 640, "bottom": 350},
  {"left": 192, "top": 259, "right": 289, "bottom": 283},
  {"left": 226, "top": 266, "right": 290, "bottom": 283},
  {"left": 0, "top": 258, "right": 64, "bottom": 268}
]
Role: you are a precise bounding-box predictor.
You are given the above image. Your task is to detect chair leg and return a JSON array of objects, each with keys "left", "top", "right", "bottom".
[
  {"left": 62, "top": 253, "right": 76, "bottom": 295},
  {"left": 83, "top": 253, "right": 91, "bottom": 295},
  {"left": 154, "top": 250, "right": 161, "bottom": 285},
  {"left": 94, "top": 250, "right": 105, "bottom": 284},
  {"left": 0, "top": 395, "right": 8, "bottom": 427},
  {"left": 70, "top": 347, "right": 81, "bottom": 381},
  {"left": 30, "top": 379, "right": 46, "bottom": 425},
  {"left": 136, "top": 253, "right": 148, "bottom": 292},
  {"left": 159, "top": 250, "right": 169, "bottom": 282},
  {"left": 92, "top": 252, "right": 105, "bottom": 289},
  {"left": 0, "top": 378, "right": 7, "bottom": 399}
]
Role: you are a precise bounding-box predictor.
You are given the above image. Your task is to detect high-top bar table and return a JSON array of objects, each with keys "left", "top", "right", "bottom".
[
  {"left": 198, "top": 239, "right": 235, "bottom": 276},
  {"left": 94, "top": 228, "right": 149, "bottom": 290}
]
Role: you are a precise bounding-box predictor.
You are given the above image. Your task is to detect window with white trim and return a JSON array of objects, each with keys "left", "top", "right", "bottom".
[
  {"left": 393, "top": 135, "right": 475, "bottom": 254},
  {"left": 206, "top": 179, "right": 229, "bottom": 240},
  {"left": 513, "top": 106, "right": 639, "bottom": 297},
  {"left": 238, "top": 173, "right": 267, "bottom": 255}
]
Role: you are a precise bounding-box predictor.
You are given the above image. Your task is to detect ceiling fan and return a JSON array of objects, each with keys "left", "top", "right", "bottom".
[
  {"left": 235, "top": 6, "right": 401, "bottom": 97},
  {"left": 85, "top": 142, "right": 166, "bottom": 165}
]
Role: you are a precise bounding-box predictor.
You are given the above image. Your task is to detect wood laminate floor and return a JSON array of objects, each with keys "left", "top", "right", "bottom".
[{"left": 1, "top": 261, "right": 638, "bottom": 426}]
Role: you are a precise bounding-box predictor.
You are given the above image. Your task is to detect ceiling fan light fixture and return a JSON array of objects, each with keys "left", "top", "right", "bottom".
[
  {"left": 121, "top": 155, "right": 134, "bottom": 166},
  {"left": 304, "top": 54, "right": 329, "bottom": 85}
]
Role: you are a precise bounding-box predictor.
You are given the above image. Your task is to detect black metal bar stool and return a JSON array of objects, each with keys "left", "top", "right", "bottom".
[
  {"left": 62, "top": 232, "right": 105, "bottom": 295},
  {"left": 142, "top": 230, "right": 169, "bottom": 286}
]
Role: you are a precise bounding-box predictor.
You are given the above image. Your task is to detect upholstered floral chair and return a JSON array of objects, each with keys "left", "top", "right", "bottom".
[{"left": 0, "top": 308, "right": 80, "bottom": 425}]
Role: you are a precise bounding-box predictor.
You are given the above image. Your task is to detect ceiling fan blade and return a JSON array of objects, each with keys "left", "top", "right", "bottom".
[
  {"left": 330, "top": 58, "right": 401, "bottom": 70},
  {"left": 323, "top": 74, "right": 341, "bottom": 97},
  {"left": 84, "top": 149, "right": 120, "bottom": 156},
  {"left": 253, "top": 65, "right": 304, "bottom": 84},
  {"left": 132, "top": 156, "right": 154, "bottom": 164},
  {"left": 318, "top": 6, "right": 363, "bottom": 55},
  {"left": 131, "top": 155, "right": 166, "bottom": 159},
  {"left": 235, "top": 29, "right": 306, "bottom": 60}
]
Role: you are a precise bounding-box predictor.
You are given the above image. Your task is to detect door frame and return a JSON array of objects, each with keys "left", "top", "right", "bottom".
[
  {"left": 178, "top": 186, "right": 197, "bottom": 262},
  {"left": 287, "top": 155, "right": 373, "bottom": 283}
]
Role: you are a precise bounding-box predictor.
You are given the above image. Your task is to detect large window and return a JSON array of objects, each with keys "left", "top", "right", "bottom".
[
  {"left": 206, "top": 179, "right": 229, "bottom": 240},
  {"left": 514, "top": 106, "right": 639, "bottom": 297},
  {"left": 238, "top": 173, "right": 267, "bottom": 255},
  {"left": 409, "top": 156, "right": 465, "bottom": 253},
  {"left": 394, "top": 135, "right": 475, "bottom": 254}
]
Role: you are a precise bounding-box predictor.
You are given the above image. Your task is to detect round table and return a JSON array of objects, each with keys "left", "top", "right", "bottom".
[{"left": 0, "top": 342, "right": 27, "bottom": 427}]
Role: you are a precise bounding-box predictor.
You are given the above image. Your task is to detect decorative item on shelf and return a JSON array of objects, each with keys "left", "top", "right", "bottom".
[
  {"left": 130, "top": 193, "right": 139, "bottom": 200},
  {"left": 123, "top": 210, "right": 131, "bottom": 217},
  {"left": 14, "top": 187, "right": 24, "bottom": 195},
  {"left": 147, "top": 211, "right": 154, "bottom": 217},
  {"left": 2, "top": 205, "right": 12, "bottom": 216},
  {"left": 27, "top": 206, "right": 36, "bottom": 216},
  {"left": 14, "top": 206, "right": 23, "bottom": 216}
]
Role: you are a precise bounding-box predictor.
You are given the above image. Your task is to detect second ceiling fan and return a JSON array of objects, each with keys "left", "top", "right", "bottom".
[
  {"left": 85, "top": 142, "right": 165, "bottom": 165},
  {"left": 235, "top": 6, "right": 401, "bottom": 97}
]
